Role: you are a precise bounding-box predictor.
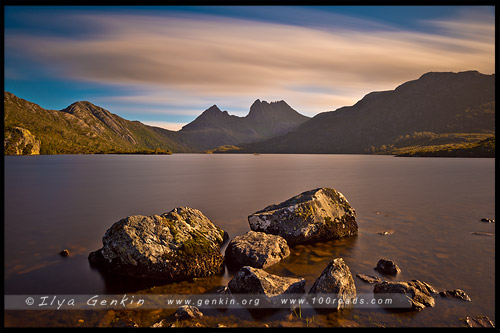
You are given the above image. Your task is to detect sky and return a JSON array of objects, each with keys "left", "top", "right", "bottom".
[{"left": 4, "top": 5, "right": 495, "bottom": 131}]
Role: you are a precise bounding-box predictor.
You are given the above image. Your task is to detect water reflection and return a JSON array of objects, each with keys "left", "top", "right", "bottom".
[{"left": 4, "top": 154, "right": 495, "bottom": 327}]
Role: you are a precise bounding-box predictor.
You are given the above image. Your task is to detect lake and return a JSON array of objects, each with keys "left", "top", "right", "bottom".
[{"left": 4, "top": 154, "right": 495, "bottom": 327}]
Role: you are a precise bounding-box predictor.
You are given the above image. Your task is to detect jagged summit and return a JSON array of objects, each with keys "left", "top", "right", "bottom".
[
  {"left": 178, "top": 99, "right": 310, "bottom": 149},
  {"left": 246, "top": 99, "right": 307, "bottom": 122}
]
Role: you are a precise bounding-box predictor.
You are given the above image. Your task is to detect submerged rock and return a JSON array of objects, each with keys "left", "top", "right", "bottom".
[
  {"left": 480, "top": 218, "right": 495, "bottom": 223},
  {"left": 439, "top": 289, "right": 471, "bottom": 301},
  {"left": 175, "top": 305, "right": 203, "bottom": 320},
  {"left": 373, "top": 280, "right": 438, "bottom": 311},
  {"left": 224, "top": 230, "right": 290, "bottom": 269},
  {"left": 356, "top": 273, "right": 382, "bottom": 284},
  {"left": 309, "top": 258, "right": 357, "bottom": 309},
  {"left": 374, "top": 259, "right": 401, "bottom": 275},
  {"left": 88, "top": 207, "right": 226, "bottom": 281},
  {"left": 464, "top": 316, "right": 495, "bottom": 328},
  {"left": 228, "top": 266, "right": 305, "bottom": 301},
  {"left": 471, "top": 232, "right": 494, "bottom": 237},
  {"left": 248, "top": 188, "right": 357, "bottom": 245}
]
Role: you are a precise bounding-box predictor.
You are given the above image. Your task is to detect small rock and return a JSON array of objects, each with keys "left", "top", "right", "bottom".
[
  {"left": 377, "top": 230, "right": 394, "bottom": 236},
  {"left": 228, "top": 266, "right": 305, "bottom": 302},
  {"left": 217, "top": 324, "right": 227, "bottom": 328},
  {"left": 464, "top": 316, "right": 495, "bottom": 328},
  {"left": 175, "top": 305, "right": 203, "bottom": 320},
  {"left": 224, "top": 230, "right": 290, "bottom": 269},
  {"left": 373, "top": 280, "right": 438, "bottom": 311},
  {"left": 480, "top": 218, "right": 495, "bottom": 223},
  {"left": 374, "top": 259, "right": 401, "bottom": 275},
  {"left": 189, "top": 322, "right": 203, "bottom": 327},
  {"left": 439, "top": 289, "right": 471, "bottom": 301},
  {"left": 309, "top": 258, "right": 357, "bottom": 309},
  {"left": 215, "top": 286, "right": 231, "bottom": 295},
  {"left": 151, "top": 319, "right": 166, "bottom": 327},
  {"left": 59, "top": 249, "right": 70, "bottom": 257},
  {"left": 356, "top": 273, "right": 382, "bottom": 284},
  {"left": 471, "top": 232, "right": 494, "bottom": 237}
]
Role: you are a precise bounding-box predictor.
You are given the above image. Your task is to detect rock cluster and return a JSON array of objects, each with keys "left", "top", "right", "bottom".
[
  {"left": 223, "top": 258, "right": 356, "bottom": 308},
  {"left": 89, "top": 188, "right": 358, "bottom": 283}
]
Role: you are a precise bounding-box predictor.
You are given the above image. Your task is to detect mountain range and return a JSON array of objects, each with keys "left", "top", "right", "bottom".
[
  {"left": 237, "top": 70, "right": 495, "bottom": 155},
  {"left": 3, "top": 93, "right": 308, "bottom": 155},
  {"left": 3, "top": 70, "right": 495, "bottom": 156}
]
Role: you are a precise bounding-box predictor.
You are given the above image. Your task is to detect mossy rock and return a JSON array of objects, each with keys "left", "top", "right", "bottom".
[
  {"left": 248, "top": 188, "right": 357, "bottom": 245},
  {"left": 89, "top": 207, "right": 226, "bottom": 281}
]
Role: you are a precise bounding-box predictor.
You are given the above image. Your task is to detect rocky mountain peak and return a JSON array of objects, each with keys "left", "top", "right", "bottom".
[
  {"left": 205, "top": 104, "right": 222, "bottom": 114},
  {"left": 63, "top": 100, "right": 105, "bottom": 116},
  {"left": 247, "top": 99, "right": 307, "bottom": 122}
]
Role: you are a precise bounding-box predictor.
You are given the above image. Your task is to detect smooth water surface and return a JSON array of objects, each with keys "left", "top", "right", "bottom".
[{"left": 4, "top": 154, "right": 495, "bottom": 327}]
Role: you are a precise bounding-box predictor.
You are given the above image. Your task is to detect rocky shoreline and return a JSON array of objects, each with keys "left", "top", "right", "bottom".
[{"left": 86, "top": 187, "right": 493, "bottom": 328}]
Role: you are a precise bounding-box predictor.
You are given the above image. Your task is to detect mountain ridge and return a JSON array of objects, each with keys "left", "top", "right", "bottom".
[
  {"left": 3, "top": 91, "right": 192, "bottom": 154},
  {"left": 4, "top": 70, "right": 495, "bottom": 156},
  {"left": 237, "top": 70, "right": 494, "bottom": 154}
]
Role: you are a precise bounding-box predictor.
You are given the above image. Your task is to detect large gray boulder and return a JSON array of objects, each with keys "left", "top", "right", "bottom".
[
  {"left": 248, "top": 188, "right": 357, "bottom": 245},
  {"left": 224, "top": 231, "right": 290, "bottom": 269},
  {"left": 228, "top": 266, "right": 306, "bottom": 301},
  {"left": 309, "top": 258, "right": 357, "bottom": 309},
  {"left": 373, "top": 280, "right": 438, "bottom": 311},
  {"left": 88, "top": 207, "right": 226, "bottom": 281}
]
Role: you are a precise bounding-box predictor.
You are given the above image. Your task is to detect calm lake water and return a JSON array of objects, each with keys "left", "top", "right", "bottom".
[{"left": 4, "top": 154, "right": 495, "bottom": 327}]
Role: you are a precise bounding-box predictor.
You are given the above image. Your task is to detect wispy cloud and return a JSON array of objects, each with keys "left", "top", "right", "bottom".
[
  {"left": 5, "top": 7, "right": 494, "bottom": 116},
  {"left": 142, "top": 121, "right": 187, "bottom": 131}
]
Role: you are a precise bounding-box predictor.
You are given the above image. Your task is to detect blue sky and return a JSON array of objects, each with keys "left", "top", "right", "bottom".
[{"left": 4, "top": 5, "right": 495, "bottom": 130}]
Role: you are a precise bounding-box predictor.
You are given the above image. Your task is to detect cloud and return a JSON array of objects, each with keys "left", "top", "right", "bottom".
[
  {"left": 142, "top": 121, "right": 186, "bottom": 131},
  {"left": 5, "top": 8, "right": 495, "bottom": 114}
]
